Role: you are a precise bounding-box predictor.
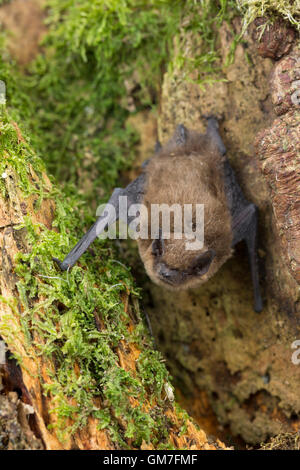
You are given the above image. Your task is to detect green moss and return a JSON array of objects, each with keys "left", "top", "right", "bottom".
[
  {"left": 1, "top": 0, "right": 242, "bottom": 207},
  {"left": 0, "top": 107, "right": 178, "bottom": 447},
  {"left": 237, "top": 0, "right": 300, "bottom": 32},
  {"left": 3, "top": 0, "right": 293, "bottom": 448},
  {"left": 137, "top": 350, "right": 170, "bottom": 396},
  {"left": 2, "top": 0, "right": 204, "bottom": 441},
  {"left": 172, "top": 0, "right": 240, "bottom": 83}
]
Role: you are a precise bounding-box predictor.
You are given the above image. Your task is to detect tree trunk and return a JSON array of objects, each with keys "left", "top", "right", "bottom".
[
  {"left": 0, "top": 118, "right": 227, "bottom": 450},
  {"left": 145, "top": 18, "right": 300, "bottom": 445}
]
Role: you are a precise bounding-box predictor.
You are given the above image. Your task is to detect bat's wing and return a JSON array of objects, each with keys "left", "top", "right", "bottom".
[
  {"left": 224, "top": 154, "right": 263, "bottom": 313},
  {"left": 53, "top": 173, "right": 145, "bottom": 271},
  {"left": 206, "top": 117, "right": 263, "bottom": 313}
]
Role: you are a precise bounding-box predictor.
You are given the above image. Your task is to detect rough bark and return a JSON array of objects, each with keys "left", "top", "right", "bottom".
[
  {"left": 0, "top": 133, "right": 227, "bottom": 450},
  {"left": 143, "top": 19, "right": 300, "bottom": 445}
]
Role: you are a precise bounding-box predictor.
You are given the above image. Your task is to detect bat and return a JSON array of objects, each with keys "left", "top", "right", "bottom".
[{"left": 53, "top": 117, "right": 263, "bottom": 313}]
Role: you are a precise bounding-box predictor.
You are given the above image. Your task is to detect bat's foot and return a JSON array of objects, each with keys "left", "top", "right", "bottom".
[
  {"left": 203, "top": 113, "right": 224, "bottom": 124},
  {"left": 204, "top": 116, "right": 226, "bottom": 156},
  {"left": 204, "top": 115, "right": 219, "bottom": 127},
  {"left": 52, "top": 257, "right": 70, "bottom": 271},
  {"left": 175, "top": 124, "right": 188, "bottom": 145},
  {"left": 141, "top": 158, "right": 150, "bottom": 168}
]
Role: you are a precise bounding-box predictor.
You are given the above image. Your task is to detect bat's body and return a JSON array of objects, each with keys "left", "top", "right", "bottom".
[{"left": 54, "top": 118, "right": 263, "bottom": 312}]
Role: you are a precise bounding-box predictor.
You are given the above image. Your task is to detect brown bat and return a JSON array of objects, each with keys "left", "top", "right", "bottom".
[{"left": 54, "top": 117, "right": 262, "bottom": 312}]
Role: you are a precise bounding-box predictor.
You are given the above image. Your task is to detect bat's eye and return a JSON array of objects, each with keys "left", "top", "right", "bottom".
[
  {"left": 190, "top": 249, "right": 216, "bottom": 276},
  {"left": 152, "top": 229, "right": 164, "bottom": 257}
]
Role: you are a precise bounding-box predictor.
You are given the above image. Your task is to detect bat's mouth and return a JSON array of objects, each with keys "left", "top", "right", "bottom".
[
  {"left": 159, "top": 275, "right": 179, "bottom": 286},
  {"left": 156, "top": 249, "right": 216, "bottom": 286}
]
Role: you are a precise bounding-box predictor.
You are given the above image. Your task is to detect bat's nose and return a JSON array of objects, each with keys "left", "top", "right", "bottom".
[
  {"left": 157, "top": 263, "right": 177, "bottom": 285},
  {"left": 164, "top": 272, "right": 171, "bottom": 278},
  {"left": 158, "top": 264, "right": 170, "bottom": 277}
]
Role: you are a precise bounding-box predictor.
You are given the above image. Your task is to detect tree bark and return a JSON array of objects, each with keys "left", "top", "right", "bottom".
[
  {"left": 0, "top": 125, "right": 227, "bottom": 450},
  {"left": 145, "top": 18, "right": 300, "bottom": 445}
]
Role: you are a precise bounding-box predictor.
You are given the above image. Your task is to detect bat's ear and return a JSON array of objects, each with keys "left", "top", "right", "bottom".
[
  {"left": 189, "top": 249, "right": 216, "bottom": 276},
  {"left": 173, "top": 124, "right": 188, "bottom": 146},
  {"left": 152, "top": 229, "right": 164, "bottom": 257}
]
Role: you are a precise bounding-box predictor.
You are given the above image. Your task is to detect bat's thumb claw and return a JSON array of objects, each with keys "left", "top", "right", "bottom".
[{"left": 52, "top": 257, "right": 70, "bottom": 271}]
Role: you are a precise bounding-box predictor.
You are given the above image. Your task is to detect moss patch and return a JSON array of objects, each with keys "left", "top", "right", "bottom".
[
  {"left": 0, "top": 107, "right": 178, "bottom": 447},
  {"left": 1, "top": 0, "right": 243, "bottom": 205},
  {"left": 237, "top": 0, "right": 300, "bottom": 32},
  {"left": 261, "top": 431, "right": 300, "bottom": 450}
]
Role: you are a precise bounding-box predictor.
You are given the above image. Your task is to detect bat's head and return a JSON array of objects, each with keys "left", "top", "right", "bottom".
[{"left": 137, "top": 123, "right": 233, "bottom": 290}]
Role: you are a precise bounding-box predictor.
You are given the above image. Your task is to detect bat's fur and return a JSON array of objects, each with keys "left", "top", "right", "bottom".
[{"left": 138, "top": 128, "right": 233, "bottom": 290}]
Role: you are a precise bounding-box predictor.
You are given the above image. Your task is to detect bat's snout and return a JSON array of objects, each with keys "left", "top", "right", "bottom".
[{"left": 157, "top": 262, "right": 183, "bottom": 286}]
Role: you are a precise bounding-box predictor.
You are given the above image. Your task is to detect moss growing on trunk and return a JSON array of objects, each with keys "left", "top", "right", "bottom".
[
  {"left": 0, "top": 0, "right": 298, "bottom": 449},
  {"left": 0, "top": 106, "right": 179, "bottom": 447}
]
